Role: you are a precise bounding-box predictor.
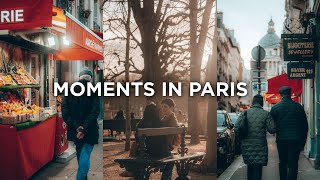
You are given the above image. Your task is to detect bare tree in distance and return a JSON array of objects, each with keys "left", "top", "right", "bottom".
[
  {"left": 189, "top": 0, "right": 215, "bottom": 145},
  {"left": 104, "top": 1, "right": 191, "bottom": 97},
  {"left": 103, "top": 0, "right": 216, "bottom": 140},
  {"left": 201, "top": 4, "right": 218, "bottom": 172},
  {"left": 103, "top": 0, "right": 191, "bottom": 151},
  {"left": 125, "top": 0, "right": 132, "bottom": 151}
]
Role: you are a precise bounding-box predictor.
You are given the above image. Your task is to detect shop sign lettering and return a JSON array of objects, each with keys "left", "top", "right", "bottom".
[
  {"left": 0, "top": 9, "right": 24, "bottom": 23},
  {"left": 85, "top": 38, "right": 103, "bottom": 53},
  {"left": 287, "top": 62, "right": 314, "bottom": 79},
  {"left": 283, "top": 39, "right": 318, "bottom": 61},
  {"left": 0, "top": 0, "right": 52, "bottom": 30}
]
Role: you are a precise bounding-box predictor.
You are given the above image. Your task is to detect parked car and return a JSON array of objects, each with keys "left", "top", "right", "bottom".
[
  {"left": 228, "top": 112, "right": 241, "bottom": 155},
  {"left": 228, "top": 112, "right": 239, "bottom": 124},
  {"left": 217, "top": 110, "right": 235, "bottom": 168}
]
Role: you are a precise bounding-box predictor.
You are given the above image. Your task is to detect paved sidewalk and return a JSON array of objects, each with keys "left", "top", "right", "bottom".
[
  {"left": 31, "top": 122, "right": 103, "bottom": 180},
  {"left": 219, "top": 135, "right": 320, "bottom": 180}
]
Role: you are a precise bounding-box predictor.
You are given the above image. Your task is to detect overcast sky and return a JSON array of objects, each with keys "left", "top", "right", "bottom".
[{"left": 218, "top": 0, "right": 286, "bottom": 69}]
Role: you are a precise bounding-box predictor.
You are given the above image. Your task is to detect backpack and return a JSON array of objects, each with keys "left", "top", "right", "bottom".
[{"left": 238, "top": 110, "right": 248, "bottom": 140}]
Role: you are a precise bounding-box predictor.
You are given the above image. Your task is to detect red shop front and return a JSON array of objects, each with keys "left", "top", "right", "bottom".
[
  {"left": 0, "top": 1, "right": 58, "bottom": 179},
  {"left": 265, "top": 73, "right": 303, "bottom": 104},
  {"left": 0, "top": 2, "right": 103, "bottom": 179}
]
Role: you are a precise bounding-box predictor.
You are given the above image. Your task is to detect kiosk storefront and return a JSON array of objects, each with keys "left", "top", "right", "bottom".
[{"left": 0, "top": 2, "right": 103, "bottom": 179}]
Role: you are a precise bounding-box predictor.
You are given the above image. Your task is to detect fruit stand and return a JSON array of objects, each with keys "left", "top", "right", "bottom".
[{"left": 0, "top": 42, "right": 57, "bottom": 179}]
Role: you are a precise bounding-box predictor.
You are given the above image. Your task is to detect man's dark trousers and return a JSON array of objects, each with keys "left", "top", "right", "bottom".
[
  {"left": 247, "top": 164, "right": 262, "bottom": 180},
  {"left": 277, "top": 140, "right": 301, "bottom": 180}
]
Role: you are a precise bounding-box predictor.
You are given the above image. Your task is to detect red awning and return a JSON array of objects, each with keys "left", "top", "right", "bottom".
[
  {"left": 267, "top": 73, "right": 302, "bottom": 95},
  {"left": 0, "top": 0, "right": 52, "bottom": 30},
  {"left": 51, "top": 7, "right": 103, "bottom": 61},
  {"left": 91, "top": 29, "right": 103, "bottom": 39}
]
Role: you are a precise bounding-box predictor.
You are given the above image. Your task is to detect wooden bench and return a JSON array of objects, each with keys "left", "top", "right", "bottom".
[{"left": 114, "top": 126, "right": 206, "bottom": 180}]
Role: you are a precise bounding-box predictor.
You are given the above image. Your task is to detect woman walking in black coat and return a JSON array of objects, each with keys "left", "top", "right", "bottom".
[{"left": 235, "top": 95, "right": 275, "bottom": 180}]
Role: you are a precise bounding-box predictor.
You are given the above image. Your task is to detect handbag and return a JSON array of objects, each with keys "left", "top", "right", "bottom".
[{"left": 238, "top": 110, "right": 248, "bottom": 140}]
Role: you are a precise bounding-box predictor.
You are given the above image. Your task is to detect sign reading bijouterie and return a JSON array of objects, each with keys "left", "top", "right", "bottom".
[
  {"left": 0, "top": 0, "right": 52, "bottom": 30},
  {"left": 283, "top": 39, "right": 318, "bottom": 61},
  {"left": 287, "top": 62, "right": 314, "bottom": 79}
]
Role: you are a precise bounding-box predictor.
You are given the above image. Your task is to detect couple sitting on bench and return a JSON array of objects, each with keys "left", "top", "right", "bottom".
[{"left": 121, "top": 98, "right": 180, "bottom": 180}]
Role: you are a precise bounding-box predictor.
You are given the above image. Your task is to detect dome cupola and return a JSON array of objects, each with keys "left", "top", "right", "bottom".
[{"left": 258, "top": 19, "right": 280, "bottom": 49}]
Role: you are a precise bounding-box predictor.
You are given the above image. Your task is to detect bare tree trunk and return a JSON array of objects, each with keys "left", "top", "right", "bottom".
[
  {"left": 130, "top": 0, "right": 162, "bottom": 101},
  {"left": 189, "top": 0, "right": 214, "bottom": 145},
  {"left": 189, "top": 0, "right": 200, "bottom": 145},
  {"left": 201, "top": 10, "right": 218, "bottom": 173},
  {"left": 124, "top": 0, "right": 131, "bottom": 151}
]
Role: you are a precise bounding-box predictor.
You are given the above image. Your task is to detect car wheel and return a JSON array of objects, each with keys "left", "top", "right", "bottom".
[{"left": 217, "top": 146, "right": 228, "bottom": 169}]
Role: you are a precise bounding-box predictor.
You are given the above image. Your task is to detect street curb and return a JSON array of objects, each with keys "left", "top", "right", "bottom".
[
  {"left": 303, "top": 152, "right": 316, "bottom": 168},
  {"left": 218, "top": 155, "right": 244, "bottom": 180}
]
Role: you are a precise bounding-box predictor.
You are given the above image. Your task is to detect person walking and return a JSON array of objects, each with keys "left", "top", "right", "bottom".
[
  {"left": 62, "top": 69, "right": 100, "bottom": 180},
  {"left": 113, "top": 110, "right": 125, "bottom": 138},
  {"left": 114, "top": 110, "right": 125, "bottom": 120},
  {"left": 235, "top": 94, "right": 275, "bottom": 180},
  {"left": 270, "top": 86, "right": 308, "bottom": 180}
]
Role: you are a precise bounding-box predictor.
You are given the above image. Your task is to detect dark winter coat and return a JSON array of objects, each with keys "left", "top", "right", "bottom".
[
  {"left": 235, "top": 104, "right": 275, "bottom": 165},
  {"left": 62, "top": 79, "right": 100, "bottom": 145},
  {"left": 135, "top": 112, "right": 179, "bottom": 158},
  {"left": 136, "top": 119, "right": 169, "bottom": 158},
  {"left": 270, "top": 96, "right": 308, "bottom": 144},
  {"left": 161, "top": 113, "right": 179, "bottom": 152}
]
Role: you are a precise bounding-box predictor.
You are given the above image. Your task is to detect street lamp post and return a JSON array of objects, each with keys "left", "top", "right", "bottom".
[
  {"left": 257, "top": 46, "right": 261, "bottom": 95},
  {"left": 251, "top": 45, "right": 266, "bottom": 95}
]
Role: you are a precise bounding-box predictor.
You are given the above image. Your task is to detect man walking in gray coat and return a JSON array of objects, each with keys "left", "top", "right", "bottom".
[{"left": 270, "top": 86, "right": 308, "bottom": 180}]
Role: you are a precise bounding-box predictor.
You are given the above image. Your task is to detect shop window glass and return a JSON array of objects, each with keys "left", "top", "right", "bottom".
[
  {"left": 57, "top": 0, "right": 72, "bottom": 13},
  {"left": 78, "top": 0, "right": 88, "bottom": 26}
]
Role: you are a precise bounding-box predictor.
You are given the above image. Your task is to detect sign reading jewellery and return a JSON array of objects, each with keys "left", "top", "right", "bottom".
[
  {"left": 287, "top": 62, "right": 314, "bottom": 79},
  {"left": 283, "top": 39, "right": 317, "bottom": 61},
  {"left": 282, "top": 34, "right": 318, "bottom": 61}
]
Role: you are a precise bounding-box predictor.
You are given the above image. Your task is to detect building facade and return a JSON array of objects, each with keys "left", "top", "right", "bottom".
[
  {"left": 54, "top": 0, "right": 104, "bottom": 119},
  {"left": 217, "top": 12, "right": 243, "bottom": 112},
  {"left": 284, "top": 0, "right": 320, "bottom": 168},
  {"left": 54, "top": 0, "right": 104, "bottom": 84}
]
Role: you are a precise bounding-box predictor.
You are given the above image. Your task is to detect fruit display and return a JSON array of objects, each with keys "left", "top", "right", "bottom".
[
  {"left": 16, "top": 67, "right": 38, "bottom": 85},
  {"left": 0, "top": 73, "right": 16, "bottom": 85},
  {"left": 0, "top": 77, "right": 6, "bottom": 86},
  {"left": 57, "top": 95, "right": 63, "bottom": 112},
  {"left": 11, "top": 73, "right": 28, "bottom": 85},
  {"left": 0, "top": 90, "right": 43, "bottom": 124}
]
